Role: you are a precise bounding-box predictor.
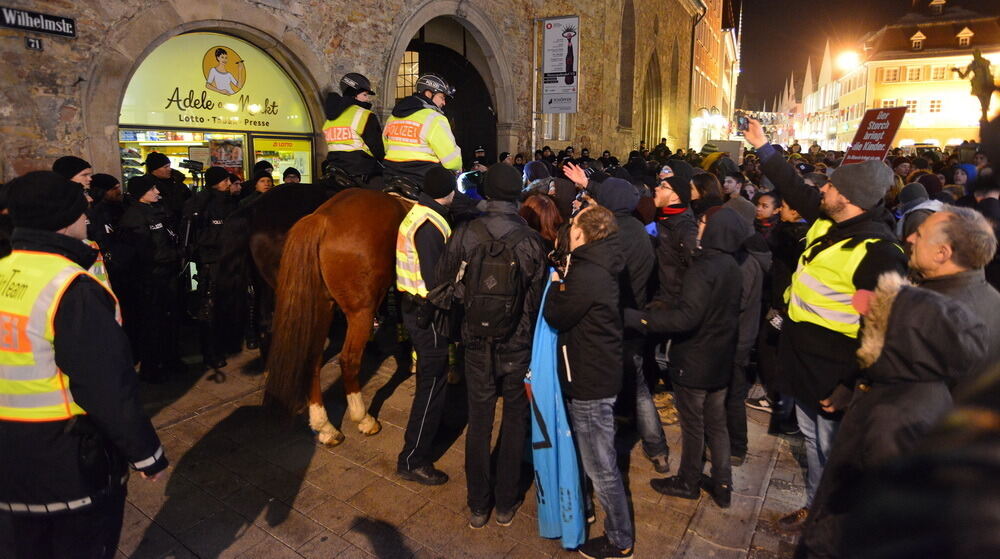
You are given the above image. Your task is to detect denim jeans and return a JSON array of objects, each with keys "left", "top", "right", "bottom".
[
  {"left": 567, "top": 397, "right": 634, "bottom": 550},
  {"left": 674, "top": 384, "right": 731, "bottom": 486},
  {"left": 625, "top": 338, "right": 669, "bottom": 459},
  {"left": 795, "top": 403, "right": 840, "bottom": 507}
]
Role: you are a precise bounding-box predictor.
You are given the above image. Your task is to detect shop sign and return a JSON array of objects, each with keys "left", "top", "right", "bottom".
[
  {"left": 842, "top": 107, "right": 907, "bottom": 165},
  {"left": 120, "top": 32, "right": 311, "bottom": 134},
  {"left": 541, "top": 16, "right": 579, "bottom": 114},
  {"left": 0, "top": 7, "right": 75, "bottom": 38}
]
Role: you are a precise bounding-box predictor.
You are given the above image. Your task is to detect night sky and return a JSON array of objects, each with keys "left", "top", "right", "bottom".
[{"left": 737, "top": 0, "right": 1000, "bottom": 109}]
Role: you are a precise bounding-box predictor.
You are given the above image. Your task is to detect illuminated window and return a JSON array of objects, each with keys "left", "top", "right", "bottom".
[
  {"left": 929, "top": 99, "right": 942, "bottom": 113},
  {"left": 959, "top": 36, "right": 970, "bottom": 47},
  {"left": 957, "top": 27, "right": 974, "bottom": 48},
  {"left": 905, "top": 99, "right": 919, "bottom": 112},
  {"left": 883, "top": 68, "right": 899, "bottom": 82},
  {"left": 881, "top": 99, "right": 896, "bottom": 108},
  {"left": 907, "top": 67, "right": 921, "bottom": 81},
  {"left": 395, "top": 51, "right": 419, "bottom": 102},
  {"left": 912, "top": 39, "right": 922, "bottom": 50},
  {"left": 932, "top": 67, "right": 946, "bottom": 80},
  {"left": 910, "top": 31, "right": 926, "bottom": 51}
]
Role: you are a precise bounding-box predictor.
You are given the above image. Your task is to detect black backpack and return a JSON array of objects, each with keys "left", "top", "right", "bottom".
[{"left": 461, "top": 220, "right": 532, "bottom": 341}]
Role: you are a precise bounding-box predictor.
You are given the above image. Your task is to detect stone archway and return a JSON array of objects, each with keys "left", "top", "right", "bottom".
[
  {"left": 380, "top": 0, "right": 519, "bottom": 154},
  {"left": 81, "top": 1, "right": 326, "bottom": 176}
]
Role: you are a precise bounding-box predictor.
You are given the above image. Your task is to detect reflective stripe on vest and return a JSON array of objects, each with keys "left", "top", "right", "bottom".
[
  {"left": 383, "top": 108, "right": 462, "bottom": 171},
  {"left": 395, "top": 204, "right": 452, "bottom": 297},
  {"left": 786, "top": 219, "right": 880, "bottom": 338},
  {"left": 0, "top": 251, "right": 119, "bottom": 421},
  {"left": 323, "top": 105, "right": 373, "bottom": 157}
]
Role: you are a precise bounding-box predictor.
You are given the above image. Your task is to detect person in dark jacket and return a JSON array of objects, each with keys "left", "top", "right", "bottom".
[
  {"left": 0, "top": 171, "right": 168, "bottom": 559},
  {"left": 586, "top": 175, "right": 669, "bottom": 473},
  {"left": 441, "top": 163, "right": 546, "bottom": 529},
  {"left": 128, "top": 152, "right": 190, "bottom": 226},
  {"left": 969, "top": 175, "right": 1000, "bottom": 290},
  {"left": 543, "top": 206, "right": 634, "bottom": 559},
  {"left": 797, "top": 273, "right": 988, "bottom": 559},
  {"left": 238, "top": 172, "right": 274, "bottom": 208},
  {"left": 117, "top": 177, "right": 183, "bottom": 382},
  {"left": 625, "top": 207, "right": 745, "bottom": 508},
  {"left": 182, "top": 167, "right": 239, "bottom": 369},
  {"left": 746, "top": 119, "right": 907, "bottom": 530},
  {"left": 322, "top": 73, "right": 385, "bottom": 186}
]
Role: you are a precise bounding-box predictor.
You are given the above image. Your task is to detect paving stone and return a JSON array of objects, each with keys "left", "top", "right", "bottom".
[
  {"left": 504, "top": 542, "right": 552, "bottom": 558},
  {"left": 178, "top": 508, "right": 271, "bottom": 558},
  {"left": 335, "top": 545, "right": 375, "bottom": 558},
  {"left": 297, "top": 530, "right": 353, "bottom": 559},
  {"left": 398, "top": 501, "right": 466, "bottom": 551},
  {"left": 342, "top": 517, "right": 422, "bottom": 558},
  {"left": 687, "top": 492, "right": 760, "bottom": 549},
  {"left": 235, "top": 536, "right": 303, "bottom": 558},
  {"left": 347, "top": 477, "right": 429, "bottom": 525},
  {"left": 118, "top": 502, "right": 184, "bottom": 559},
  {"left": 732, "top": 451, "right": 775, "bottom": 498},
  {"left": 306, "top": 454, "right": 380, "bottom": 502},
  {"left": 675, "top": 531, "right": 746, "bottom": 559},
  {"left": 306, "top": 496, "right": 366, "bottom": 535}
]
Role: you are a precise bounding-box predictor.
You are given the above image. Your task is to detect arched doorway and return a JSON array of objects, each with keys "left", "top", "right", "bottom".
[
  {"left": 381, "top": 2, "right": 517, "bottom": 161},
  {"left": 640, "top": 55, "right": 663, "bottom": 151}
]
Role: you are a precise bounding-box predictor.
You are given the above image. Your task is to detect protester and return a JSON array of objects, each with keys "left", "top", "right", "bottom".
[{"left": 518, "top": 193, "right": 563, "bottom": 253}]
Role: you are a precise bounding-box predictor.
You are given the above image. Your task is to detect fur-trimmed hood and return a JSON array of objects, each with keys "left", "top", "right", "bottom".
[{"left": 858, "top": 271, "right": 988, "bottom": 383}]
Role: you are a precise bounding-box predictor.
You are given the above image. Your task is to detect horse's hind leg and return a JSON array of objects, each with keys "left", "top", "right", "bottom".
[
  {"left": 308, "top": 363, "right": 345, "bottom": 446},
  {"left": 341, "top": 308, "right": 381, "bottom": 436}
]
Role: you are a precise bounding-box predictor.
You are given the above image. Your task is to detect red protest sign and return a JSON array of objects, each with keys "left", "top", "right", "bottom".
[{"left": 842, "top": 107, "right": 907, "bottom": 165}]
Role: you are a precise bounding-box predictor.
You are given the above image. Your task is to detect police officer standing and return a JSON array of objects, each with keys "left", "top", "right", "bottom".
[
  {"left": 0, "top": 171, "right": 168, "bottom": 559},
  {"left": 183, "top": 167, "right": 238, "bottom": 369},
  {"left": 130, "top": 152, "right": 191, "bottom": 226},
  {"left": 117, "top": 177, "right": 184, "bottom": 382},
  {"left": 383, "top": 74, "right": 463, "bottom": 184},
  {"left": 395, "top": 166, "right": 457, "bottom": 486},
  {"left": 322, "top": 73, "right": 385, "bottom": 188}
]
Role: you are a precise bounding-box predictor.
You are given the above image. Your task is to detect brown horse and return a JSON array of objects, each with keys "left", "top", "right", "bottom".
[{"left": 263, "top": 188, "right": 412, "bottom": 445}]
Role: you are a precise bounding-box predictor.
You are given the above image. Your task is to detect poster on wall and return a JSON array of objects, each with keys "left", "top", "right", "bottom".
[
  {"left": 210, "top": 138, "right": 244, "bottom": 179},
  {"left": 541, "top": 16, "right": 579, "bottom": 114}
]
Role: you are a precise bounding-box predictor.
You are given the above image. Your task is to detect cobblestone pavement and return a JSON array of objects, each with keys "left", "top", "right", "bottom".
[{"left": 5, "top": 346, "right": 808, "bottom": 559}]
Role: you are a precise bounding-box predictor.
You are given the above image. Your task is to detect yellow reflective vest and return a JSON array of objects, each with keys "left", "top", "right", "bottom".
[
  {"left": 0, "top": 251, "right": 119, "bottom": 421},
  {"left": 383, "top": 108, "right": 462, "bottom": 173},
  {"left": 396, "top": 204, "right": 452, "bottom": 297},
  {"left": 323, "top": 104, "right": 373, "bottom": 157},
  {"left": 786, "top": 219, "right": 883, "bottom": 339}
]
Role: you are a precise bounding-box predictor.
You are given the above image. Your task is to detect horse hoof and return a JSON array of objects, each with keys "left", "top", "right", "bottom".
[
  {"left": 317, "top": 431, "right": 346, "bottom": 447},
  {"left": 358, "top": 417, "right": 381, "bottom": 436}
]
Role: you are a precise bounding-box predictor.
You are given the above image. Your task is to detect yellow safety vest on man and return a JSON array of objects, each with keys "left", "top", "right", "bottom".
[
  {"left": 785, "top": 219, "right": 883, "bottom": 339},
  {"left": 323, "top": 104, "right": 374, "bottom": 157},
  {"left": 396, "top": 204, "right": 452, "bottom": 297},
  {"left": 0, "top": 251, "right": 119, "bottom": 421},
  {"left": 383, "top": 108, "right": 463, "bottom": 173}
]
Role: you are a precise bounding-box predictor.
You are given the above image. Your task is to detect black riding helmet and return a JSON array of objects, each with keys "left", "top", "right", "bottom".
[
  {"left": 415, "top": 74, "right": 455, "bottom": 98},
  {"left": 340, "top": 72, "right": 375, "bottom": 96}
]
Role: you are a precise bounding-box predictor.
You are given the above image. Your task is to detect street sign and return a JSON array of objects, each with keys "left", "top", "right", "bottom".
[
  {"left": 842, "top": 107, "right": 908, "bottom": 165},
  {"left": 24, "top": 37, "right": 42, "bottom": 51},
  {"left": 0, "top": 6, "right": 76, "bottom": 38}
]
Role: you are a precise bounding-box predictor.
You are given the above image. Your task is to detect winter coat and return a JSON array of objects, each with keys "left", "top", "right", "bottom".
[
  {"left": 651, "top": 207, "right": 698, "bottom": 303},
  {"left": 442, "top": 200, "right": 547, "bottom": 354},
  {"left": 588, "top": 178, "right": 654, "bottom": 313},
  {"left": 766, "top": 219, "right": 809, "bottom": 311},
  {"left": 976, "top": 197, "right": 1000, "bottom": 291},
  {"left": 735, "top": 233, "right": 772, "bottom": 365},
  {"left": 798, "top": 272, "right": 987, "bottom": 559},
  {"left": 183, "top": 188, "right": 239, "bottom": 266},
  {"left": 544, "top": 235, "right": 625, "bottom": 400},
  {"left": 0, "top": 229, "right": 168, "bottom": 512},
  {"left": 146, "top": 174, "right": 191, "bottom": 225},
  {"left": 117, "top": 201, "right": 181, "bottom": 274},
  {"left": 323, "top": 92, "right": 385, "bottom": 177},
  {"left": 627, "top": 207, "right": 743, "bottom": 389}
]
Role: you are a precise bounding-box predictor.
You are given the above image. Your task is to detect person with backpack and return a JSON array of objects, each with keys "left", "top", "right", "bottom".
[{"left": 441, "top": 163, "right": 547, "bottom": 529}]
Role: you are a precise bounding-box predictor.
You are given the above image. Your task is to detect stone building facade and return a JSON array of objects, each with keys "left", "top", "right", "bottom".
[{"left": 0, "top": 0, "right": 703, "bottom": 181}]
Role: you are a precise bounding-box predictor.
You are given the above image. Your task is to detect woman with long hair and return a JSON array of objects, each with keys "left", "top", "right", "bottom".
[{"left": 519, "top": 193, "right": 564, "bottom": 253}]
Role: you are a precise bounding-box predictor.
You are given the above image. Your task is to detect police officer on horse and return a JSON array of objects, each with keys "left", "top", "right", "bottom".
[
  {"left": 322, "top": 73, "right": 385, "bottom": 188},
  {"left": 383, "top": 74, "right": 463, "bottom": 188}
]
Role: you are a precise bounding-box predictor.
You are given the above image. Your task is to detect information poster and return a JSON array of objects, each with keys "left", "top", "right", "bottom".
[
  {"left": 842, "top": 107, "right": 908, "bottom": 165},
  {"left": 210, "top": 138, "right": 245, "bottom": 178},
  {"left": 541, "top": 16, "right": 579, "bottom": 114}
]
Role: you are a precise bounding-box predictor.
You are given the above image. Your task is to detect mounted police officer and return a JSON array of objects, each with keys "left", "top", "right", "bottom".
[
  {"left": 0, "top": 171, "right": 168, "bottom": 559},
  {"left": 322, "top": 73, "right": 385, "bottom": 188},
  {"left": 383, "top": 74, "right": 463, "bottom": 186},
  {"left": 183, "top": 167, "right": 239, "bottom": 369}
]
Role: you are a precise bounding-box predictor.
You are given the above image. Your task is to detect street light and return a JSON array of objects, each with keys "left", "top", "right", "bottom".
[{"left": 837, "top": 51, "right": 860, "bottom": 73}]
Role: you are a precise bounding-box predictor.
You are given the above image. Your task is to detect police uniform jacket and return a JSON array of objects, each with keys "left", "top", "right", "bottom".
[
  {"left": 117, "top": 201, "right": 182, "bottom": 274},
  {"left": 183, "top": 188, "right": 238, "bottom": 266}
]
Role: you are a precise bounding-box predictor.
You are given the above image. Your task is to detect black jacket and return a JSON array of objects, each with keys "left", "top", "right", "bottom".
[
  {"left": 766, "top": 219, "right": 809, "bottom": 311},
  {"left": 735, "top": 233, "right": 772, "bottom": 364},
  {"left": 443, "top": 201, "right": 547, "bottom": 354},
  {"left": 413, "top": 193, "right": 451, "bottom": 293},
  {"left": 143, "top": 174, "right": 191, "bottom": 224},
  {"left": 324, "top": 92, "right": 385, "bottom": 177},
  {"left": 760, "top": 144, "right": 908, "bottom": 408},
  {"left": 544, "top": 235, "right": 625, "bottom": 400},
  {"left": 0, "top": 229, "right": 167, "bottom": 511},
  {"left": 183, "top": 188, "right": 239, "bottom": 266},
  {"left": 383, "top": 94, "right": 452, "bottom": 182},
  {"left": 652, "top": 207, "right": 699, "bottom": 303},
  {"left": 117, "top": 201, "right": 182, "bottom": 273},
  {"left": 975, "top": 197, "right": 1000, "bottom": 290},
  {"left": 628, "top": 207, "right": 744, "bottom": 389},
  {"left": 588, "top": 177, "right": 654, "bottom": 312}
]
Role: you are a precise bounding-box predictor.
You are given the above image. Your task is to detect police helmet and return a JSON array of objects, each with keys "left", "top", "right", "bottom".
[
  {"left": 415, "top": 74, "right": 455, "bottom": 98},
  {"left": 340, "top": 73, "right": 374, "bottom": 95}
]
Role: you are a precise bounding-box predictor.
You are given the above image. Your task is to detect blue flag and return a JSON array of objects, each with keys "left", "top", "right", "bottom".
[{"left": 526, "top": 275, "right": 585, "bottom": 549}]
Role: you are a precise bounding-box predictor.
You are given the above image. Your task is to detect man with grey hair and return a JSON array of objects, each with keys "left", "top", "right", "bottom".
[{"left": 907, "top": 205, "right": 1000, "bottom": 389}]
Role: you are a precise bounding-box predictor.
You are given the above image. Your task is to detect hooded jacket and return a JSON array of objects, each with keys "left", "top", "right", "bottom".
[
  {"left": 628, "top": 207, "right": 743, "bottom": 389},
  {"left": 543, "top": 235, "right": 626, "bottom": 400},
  {"left": 589, "top": 178, "right": 653, "bottom": 313},
  {"left": 735, "top": 233, "right": 772, "bottom": 364},
  {"left": 323, "top": 91, "right": 385, "bottom": 177},
  {"left": 652, "top": 207, "right": 698, "bottom": 303}
]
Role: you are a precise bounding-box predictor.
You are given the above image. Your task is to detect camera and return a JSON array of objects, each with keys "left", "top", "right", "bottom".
[
  {"left": 735, "top": 110, "right": 750, "bottom": 133},
  {"left": 571, "top": 189, "right": 591, "bottom": 217},
  {"left": 179, "top": 159, "right": 204, "bottom": 172}
]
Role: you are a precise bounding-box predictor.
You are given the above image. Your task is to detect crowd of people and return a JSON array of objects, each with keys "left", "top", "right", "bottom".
[{"left": 1, "top": 68, "right": 998, "bottom": 559}]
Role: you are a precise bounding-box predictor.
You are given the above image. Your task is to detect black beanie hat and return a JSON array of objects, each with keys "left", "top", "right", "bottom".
[
  {"left": 144, "top": 152, "right": 170, "bottom": 172},
  {"left": 89, "top": 173, "right": 120, "bottom": 203},
  {"left": 666, "top": 176, "right": 692, "bottom": 206},
  {"left": 204, "top": 166, "right": 230, "bottom": 187},
  {"left": 127, "top": 175, "right": 156, "bottom": 200},
  {"left": 254, "top": 160, "right": 274, "bottom": 175},
  {"left": 423, "top": 166, "right": 455, "bottom": 199},
  {"left": 6, "top": 171, "right": 89, "bottom": 231},
  {"left": 52, "top": 156, "right": 92, "bottom": 180},
  {"left": 483, "top": 163, "right": 522, "bottom": 202},
  {"left": 282, "top": 167, "right": 301, "bottom": 180}
]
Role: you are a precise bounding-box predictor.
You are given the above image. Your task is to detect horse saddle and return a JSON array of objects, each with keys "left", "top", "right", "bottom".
[
  {"left": 319, "top": 164, "right": 363, "bottom": 191},
  {"left": 382, "top": 176, "right": 421, "bottom": 201}
]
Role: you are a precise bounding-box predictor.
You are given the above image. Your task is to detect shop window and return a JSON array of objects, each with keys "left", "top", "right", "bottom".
[
  {"left": 931, "top": 66, "right": 946, "bottom": 80},
  {"left": 395, "top": 51, "right": 420, "bottom": 102},
  {"left": 929, "top": 99, "right": 942, "bottom": 113},
  {"left": 883, "top": 68, "right": 899, "bottom": 82},
  {"left": 907, "top": 67, "right": 921, "bottom": 81}
]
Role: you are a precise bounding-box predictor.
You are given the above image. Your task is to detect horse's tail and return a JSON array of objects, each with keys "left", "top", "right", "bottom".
[
  {"left": 264, "top": 212, "right": 333, "bottom": 416},
  {"left": 216, "top": 206, "right": 252, "bottom": 351}
]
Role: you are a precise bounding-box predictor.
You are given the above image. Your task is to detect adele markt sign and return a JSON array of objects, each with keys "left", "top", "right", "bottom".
[{"left": 0, "top": 6, "right": 76, "bottom": 38}]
